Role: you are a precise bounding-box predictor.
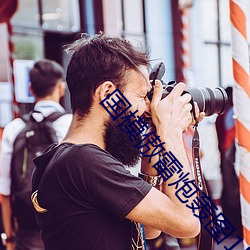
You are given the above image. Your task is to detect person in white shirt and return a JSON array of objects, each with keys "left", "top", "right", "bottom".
[{"left": 0, "top": 59, "right": 72, "bottom": 250}]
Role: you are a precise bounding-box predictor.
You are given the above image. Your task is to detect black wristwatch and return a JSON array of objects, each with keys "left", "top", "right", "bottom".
[
  {"left": 1, "top": 233, "right": 15, "bottom": 246},
  {"left": 139, "top": 172, "right": 163, "bottom": 186}
]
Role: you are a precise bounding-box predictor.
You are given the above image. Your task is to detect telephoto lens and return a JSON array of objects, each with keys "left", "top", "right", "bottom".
[
  {"left": 187, "top": 87, "right": 228, "bottom": 116},
  {"left": 149, "top": 62, "right": 228, "bottom": 116}
]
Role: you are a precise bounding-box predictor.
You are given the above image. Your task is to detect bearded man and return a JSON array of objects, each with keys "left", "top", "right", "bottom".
[{"left": 31, "top": 33, "right": 201, "bottom": 250}]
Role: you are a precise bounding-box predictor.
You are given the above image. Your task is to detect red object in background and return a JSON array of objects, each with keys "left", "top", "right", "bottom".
[
  {"left": 0, "top": 0, "right": 20, "bottom": 117},
  {"left": 0, "top": 127, "right": 3, "bottom": 139},
  {"left": 0, "top": 0, "right": 18, "bottom": 23}
]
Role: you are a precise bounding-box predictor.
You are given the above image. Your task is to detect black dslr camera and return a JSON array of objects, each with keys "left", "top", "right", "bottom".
[{"left": 147, "top": 62, "right": 228, "bottom": 116}]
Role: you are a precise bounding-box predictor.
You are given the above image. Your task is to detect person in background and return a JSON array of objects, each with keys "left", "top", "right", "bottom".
[
  {"left": 0, "top": 127, "right": 6, "bottom": 250},
  {"left": 199, "top": 114, "right": 223, "bottom": 210},
  {"left": 215, "top": 86, "right": 242, "bottom": 237},
  {"left": 0, "top": 59, "right": 72, "bottom": 250}
]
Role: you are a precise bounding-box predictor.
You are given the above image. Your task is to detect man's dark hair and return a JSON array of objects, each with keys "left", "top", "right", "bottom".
[
  {"left": 29, "top": 59, "right": 64, "bottom": 98},
  {"left": 65, "top": 32, "right": 150, "bottom": 116}
]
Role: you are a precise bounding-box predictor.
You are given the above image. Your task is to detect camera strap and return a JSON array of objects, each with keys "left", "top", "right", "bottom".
[{"left": 192, "top": 117, "right": 214, "bottom": 250}]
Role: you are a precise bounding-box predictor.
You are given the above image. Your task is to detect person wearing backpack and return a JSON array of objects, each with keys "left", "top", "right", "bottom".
[{"left": 0, "top": 59, "right": 72, "bottom": 250}]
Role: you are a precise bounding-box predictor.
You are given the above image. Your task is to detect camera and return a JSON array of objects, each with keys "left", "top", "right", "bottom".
[{"left": 148, "top": 62, "right": 228, "bottom": 116}]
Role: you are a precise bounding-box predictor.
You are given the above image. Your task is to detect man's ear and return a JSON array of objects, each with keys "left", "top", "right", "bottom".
[
  {"left": 58, "top": 81, "right": 66, "bottom": 98},
  {"left": 29, "top": 83, "right": 35, "bottom": 97},
  {"left": 96, "top": 81, "right": 116, "bottom": 101}
]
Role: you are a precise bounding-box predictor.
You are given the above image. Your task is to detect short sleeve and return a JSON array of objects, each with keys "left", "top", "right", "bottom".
[
  {"left": 52, "top": 114, "right": 72, "bottom": 142},
  {"left": 73, "top": 145, "right": 152, "bottom": 220},
  {"left": 0, "top": 119, "right": 25, "bottom": 195}
]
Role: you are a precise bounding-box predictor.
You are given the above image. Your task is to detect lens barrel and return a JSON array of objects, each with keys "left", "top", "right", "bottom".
[
  {"left": 149, "top": 62, "right": 228, "bottom": 116},
  {"left": 187, "top": 87, "right": 228, "bottom": 116},
  {"left": 149, "top": 82, "right": 229, "bottom": 116}
]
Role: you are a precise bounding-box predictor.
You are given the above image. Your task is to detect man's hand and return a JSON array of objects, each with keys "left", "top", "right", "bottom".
[
  {"left": 192, "top": 102, "right": 205, "bottom": 126},
  {"left": 150, "top": 80, "right": 193, "bottom": 137},
  {"left": 134, "top": 80, "right": 201, "bottom": 239},
  {"left": 6, "top": 242, "right": 15, "bottom": 250}
]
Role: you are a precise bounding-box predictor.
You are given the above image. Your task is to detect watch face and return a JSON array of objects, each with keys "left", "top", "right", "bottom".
[
  {"left": 1, "top": 233, "right": 6, "bottom": 240},
  {"left": 1, "top": 233, "right": 15, "bottom": 245},
  {"left": 1, "top": 233, "right": 7, "bottom": 246}
]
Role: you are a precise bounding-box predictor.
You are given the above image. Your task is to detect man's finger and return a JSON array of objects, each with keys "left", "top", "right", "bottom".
[
  {"left": 167, "top": 82, "right": 186, "bottom": 99},
  {"left": 151, "top": 80, "right": 163, "bottom": 107},
  {"left": 193, "top": 102, "right": 205, "bottom": 123},
  {"left": 194, "top": 102, "right": 199, "bottom": 118}
]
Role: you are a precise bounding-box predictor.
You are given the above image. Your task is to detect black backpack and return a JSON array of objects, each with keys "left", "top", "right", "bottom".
[{"left": 10, "top": 111, "right": 64, "bottom": 230}]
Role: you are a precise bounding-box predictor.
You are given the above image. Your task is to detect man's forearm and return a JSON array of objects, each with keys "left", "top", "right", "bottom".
[
  {"left": 159, "top": 131, "right": 194, "bottom": 201},
  {"left": 1, "top": 195, "right": 14, "bottom": 237},
  {"left": 141, "top": 128, "right": 193, "bottom": 198},
  {"left": 141, "top": 129, "right": 198, "bottom": 238}
]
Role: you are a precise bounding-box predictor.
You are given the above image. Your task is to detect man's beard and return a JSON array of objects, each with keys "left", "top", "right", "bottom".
[{"left": 104, "top": 110, "right": 143, "bottom": 167}]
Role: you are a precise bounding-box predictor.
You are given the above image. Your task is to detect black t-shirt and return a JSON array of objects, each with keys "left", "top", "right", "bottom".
[{"left": 33, "top": 143, "right": 152, "bottom": 250}]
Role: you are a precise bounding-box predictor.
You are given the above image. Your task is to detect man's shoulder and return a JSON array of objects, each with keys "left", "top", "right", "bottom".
[
  {"left": 66, "top": 144, "right": 122, "bottom": 170},
  {"left": 2, "top": 118, "right": 26, "bottom": 141},
  {"left": 42, "top": 143, "right": 107, "bottom": 163},
  {"left": 4, "top": 117, "right": 25, "bottom": 129},
  {"left": 34, "top": 144, "right": 108, "bottom": 181},
  {"left": 53, "top": 113, "right": 72, "bottom": 122},
  {"left": 51, "top": 113, "right": 72, "bottom": 129},
  {"left": 73, "top": 144, "right": 110, "bottom": 161},
  {"left": 40, "top": 143, "right": 125, "bottom": 178},
  {"left": 72, "top": 144, "right": 130, "bottom": 176}
]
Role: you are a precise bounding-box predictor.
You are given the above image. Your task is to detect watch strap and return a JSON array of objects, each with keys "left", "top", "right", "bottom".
[
  {"left": 1, "top": 233, "right": 15, "bottom": 246},
  {"left": 138, "top": 172, "right": 163, "bottom": 186}
]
